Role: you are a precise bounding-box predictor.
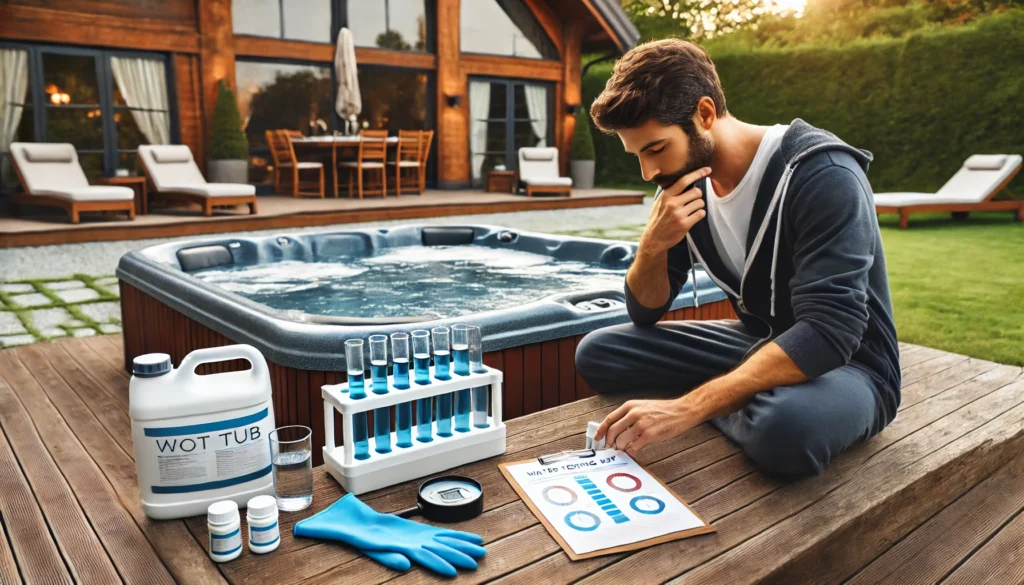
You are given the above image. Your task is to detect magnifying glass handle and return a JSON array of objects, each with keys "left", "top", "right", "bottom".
[{"left": 395, "top": 505, "right": 422, "bottom": 519}]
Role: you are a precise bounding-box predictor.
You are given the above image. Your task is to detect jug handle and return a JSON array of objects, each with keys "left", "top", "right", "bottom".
[{"left": 178, "top": 344, "right": 269, "bottom": 382}]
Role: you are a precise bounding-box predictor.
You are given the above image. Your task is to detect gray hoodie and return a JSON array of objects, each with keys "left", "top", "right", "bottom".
[{"left": 627, "top": 119, "right": 901, "bottom": 421}]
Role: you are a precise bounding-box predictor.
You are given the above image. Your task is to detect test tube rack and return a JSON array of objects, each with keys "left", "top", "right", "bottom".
[{"left": 322, "top": 365, "right": 507, "bottom": 495}]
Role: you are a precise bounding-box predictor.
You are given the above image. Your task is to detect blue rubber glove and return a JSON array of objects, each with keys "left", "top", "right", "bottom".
[{"left": 293, "top": 494, "right": 487, "bottom": 577}]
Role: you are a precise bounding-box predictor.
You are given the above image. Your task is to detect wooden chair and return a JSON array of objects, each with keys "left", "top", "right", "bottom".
[
  {"left": 266, "top": 130, "right": 324, "bottom": 198},
  {"left": 8, "top": 142, "right": 136, "bottom": 224},
  {"left": 387, "top": 130, "right": 423, "bottom": 196},
  {"left": 339, "top": 130, "right": 388, "bottom": 199}
]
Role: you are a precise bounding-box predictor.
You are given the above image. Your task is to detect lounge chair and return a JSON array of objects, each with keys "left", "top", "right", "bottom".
[
  {"left": 874, "top": 154, "right": 1023, "bottom": 228},
  {"left": 8, "top": 142, "right": 135, "bottom": 224},
  {"left": 518, "top": 147, "right": 572, "bottom": 197},
  {"left": 138, "top": 145, "right": 257, "bottom": 216}
]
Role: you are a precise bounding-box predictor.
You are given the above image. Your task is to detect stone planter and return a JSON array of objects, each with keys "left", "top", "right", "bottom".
[
  {"left": 570, "top": 160, "right": 595, "bottom": 190},
  {"left": 208, "top": 159, "right": 248, "bottom": 184}
]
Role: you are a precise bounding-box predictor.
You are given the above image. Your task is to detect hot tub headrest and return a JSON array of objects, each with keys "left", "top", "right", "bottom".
[
  {"left": 177, "top": 245, "right": 234, "bottom": 271},
  {"left": 421, "top": 227, "right": 476, "bottom": 246}
]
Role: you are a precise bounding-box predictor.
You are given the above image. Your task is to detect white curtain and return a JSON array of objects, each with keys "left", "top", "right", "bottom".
[
  {"left": 469, "top": 81, "right": 491, "bottom": 183},
  {"left": 110, "top": 56, "right": 171, "bottom": 145},
  {"left": 1, "top": 49, "right": 29, "bottom": 183},
  {"left": 524, "top": 84, "right": 548, "bottom": 148}
]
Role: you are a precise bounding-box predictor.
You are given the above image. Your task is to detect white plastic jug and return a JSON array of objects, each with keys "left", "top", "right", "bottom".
[{"left": 130, "top": 344, "right": 276, "bottom": 520}]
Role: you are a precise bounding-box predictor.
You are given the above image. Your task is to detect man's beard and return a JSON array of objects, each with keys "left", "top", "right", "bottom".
[{"left": 653, "top": 131, "right": 715, "bottom": 190}]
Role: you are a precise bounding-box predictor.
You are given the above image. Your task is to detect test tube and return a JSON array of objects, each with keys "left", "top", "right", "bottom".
[
  {"left": 452, "top": 324, "right": 472, "bottom": 432},
  {"left": 391, "top": 333, "right": 413, "bottom": 448},
  {"left": 432, "top": 326, "right": 452, "bottom": 381},
  {"left": 469, "top": 325, "right": 490, "bottom": 429},
  {"left": 345, "top": 339, "right": 370, "bottom": 460},
  {"left": 369, "top": 335, "right": 391, "bottom": 454},
  {"left": 432, "top": 327, "right": 453, "bottom": 437},
  {"left": 412, "top": 330, "right": 431, "bottom": 385},
  {"left": 452, "top": 324, "right": 471, "bottom": 376}
]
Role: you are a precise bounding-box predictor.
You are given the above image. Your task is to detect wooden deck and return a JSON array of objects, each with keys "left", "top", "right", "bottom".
[
  {"left": 2, "top": 335, "right": 1023, "bottom": 584},
  {"left": 0, "top": 188, "right": 644, "bottom": 248}
]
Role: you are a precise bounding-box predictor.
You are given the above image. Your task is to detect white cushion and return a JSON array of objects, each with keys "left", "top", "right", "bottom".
[
  {"left": 521, "top": 147, "right": 557, "bottom": 161},
  {"left": 23, "top": 143, "right": 76, "bottom": 163},
  {"left": 9, "top": 142, "right": 90, "bottom": 194},
  {"left": 386, "top": 161, "right": 421, "bottom": 167},
  {"left": 152, "top": 146, "right": 193, "bottom": 164},
  {"left": 964, "top": 154, "right": 1006, "bottom": 170},
  {"left": 139, "top": 145, "right": 209, "bottom": 192},
  {"left": 164, "top": 183, "right": 256, "bottom": 197},
  {"left": 33, "top": 186, "right": 135, "bottom": 202},
  {"left": 523, "top": 176, "right": 573, "bottom": 187},
  {"left": 875, "top": 154, "right": 1021, "bottom": 206},
  {"left": 339, "top": 161, "right": 385, "bottom": 168}
]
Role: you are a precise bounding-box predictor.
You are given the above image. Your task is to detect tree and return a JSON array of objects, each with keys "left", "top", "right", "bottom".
[
  {"left": 622, "top": 0, "right": 796, "bottom": 41},
  {"left": 209, "top": 81, "right": 248, "bottom": 161},
  {"left": 571, "top": 108, "right": 595, "bottom": 161}
]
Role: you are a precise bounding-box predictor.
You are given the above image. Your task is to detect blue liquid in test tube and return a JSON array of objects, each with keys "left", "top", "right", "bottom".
[
  {"left": 455, "top": 389, "right": 472, "bottom": 432},
  {"left": 468, "top": 326, "right": 490, "bottom": 428},
  {"left": 434, "top": 350, "right": 451, "bottom": 380},
  {"left": 368, "top": 336, "right": 390, "bottom": 454},
  {"left": 392, "top": 331, "right": 413, "bottom": 448},
  {"left": 453, "top": 347, "right": 470, "bottom": 376},
  {"left": 436, "top": 391, "right": 453, "bottom": 437},
  {"left": 413, "top": 354, "right": 431, "bottom": 384},
  {"left": 416, "top": 397, "right": 433, "bottom": 443},
  {"left": 472, "top": 385, "right": 489, "bottom": 428},
  {"left": 452, "top": 325, "right": 472, "bottom": 432},
  {"left": 371, "top": 361, "right": 389, "bottom": 394},
  {"left": 345, "top": 338, "right": 370, "bottom": 461}
]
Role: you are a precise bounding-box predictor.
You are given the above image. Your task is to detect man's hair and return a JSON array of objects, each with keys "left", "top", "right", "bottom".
[{"left": 590, "top": 38, "right": 728, "bottom": 137}]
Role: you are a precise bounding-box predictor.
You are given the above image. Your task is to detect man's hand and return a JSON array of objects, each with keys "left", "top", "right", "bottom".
[
  {"left": 639, "top": 167, "right": 710, "bottom": 257},
  {"left": 594, "top": 397, "right": 700, "bottom": 456}
]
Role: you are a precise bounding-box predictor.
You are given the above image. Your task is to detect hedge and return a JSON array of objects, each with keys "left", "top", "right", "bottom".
[{"left": 583, "top": 10, "right": 1024, "bottom": 196}]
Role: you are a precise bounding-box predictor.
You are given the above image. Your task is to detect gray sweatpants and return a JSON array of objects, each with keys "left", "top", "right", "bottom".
[{"left": 574, "top": 319, "right": 890, "bottom": 477}]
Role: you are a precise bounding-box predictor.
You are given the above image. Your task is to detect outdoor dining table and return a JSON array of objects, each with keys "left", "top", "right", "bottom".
[{"left": 292, "top": 136, "right": 404, "bottom": 197}]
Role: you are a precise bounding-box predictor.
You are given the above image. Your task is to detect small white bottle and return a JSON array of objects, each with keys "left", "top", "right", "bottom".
[
  {"left": 207, "top": 500, "right": 242, "bottom": 563},
  {"left": 246, "top": 495, "right": 281, "bottom": 554}
]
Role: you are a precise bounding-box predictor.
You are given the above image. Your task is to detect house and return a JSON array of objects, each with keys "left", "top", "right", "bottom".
[{"left": 0, "top": 0, "right": 638, "bottom": 194}]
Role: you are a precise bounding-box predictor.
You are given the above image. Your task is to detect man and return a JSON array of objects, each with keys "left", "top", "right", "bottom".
[{"left": 576, "top": 39, "right": 900, "bottom": 477}]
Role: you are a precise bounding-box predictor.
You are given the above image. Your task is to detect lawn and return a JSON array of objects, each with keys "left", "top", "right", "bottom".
[{"left": 572, "top": 188, "right": 1024, "bottom": 367}]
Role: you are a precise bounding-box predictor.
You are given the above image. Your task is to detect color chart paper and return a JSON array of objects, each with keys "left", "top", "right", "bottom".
[{"left": 500, "top": 450, "right": 715, "bottom": 558}]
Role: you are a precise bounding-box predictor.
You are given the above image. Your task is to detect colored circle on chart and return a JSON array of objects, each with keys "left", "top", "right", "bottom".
[
  {"left": 542, "top": 485, "right": 578, "bottom": 507},
  {"left": 606, "top": 472, "right": 642, "bottom": 493},
  {"left": 564, "top": 510, "right": 601, "bottom": 532},
  {"left": 629, "top": 495, "right": 666, "bottom": 515}
]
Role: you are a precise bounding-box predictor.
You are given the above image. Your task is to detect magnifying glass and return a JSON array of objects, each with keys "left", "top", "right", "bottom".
[{"left": 394, "top": 476, "right": 484, "bottom": 523}]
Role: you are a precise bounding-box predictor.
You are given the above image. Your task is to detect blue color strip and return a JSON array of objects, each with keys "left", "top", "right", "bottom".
[
  {"left": 251, "top": 522, "right": 278, "bottom": 532},
  {"left": 152, "top": 464, "right": 273, "bottom": 494},
  {"left": 211, "top": 528, "right": 240, "bottom": 539},
  {"left": 144, "top": 408, "right": 269, "bottom": 437},
  {"left": 613, "top": 516, "right": 630, "bottom": 524}
]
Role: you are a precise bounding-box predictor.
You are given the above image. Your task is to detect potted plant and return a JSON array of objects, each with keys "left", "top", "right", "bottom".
[
  {"left": 570, "top": 106, "right": 595, "bottom": 189},
  {"left": 208, "top": 80, "right": 249, "bottom": 184}
]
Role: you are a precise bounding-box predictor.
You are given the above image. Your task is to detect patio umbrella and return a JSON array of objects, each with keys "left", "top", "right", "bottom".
[{"left": 334, "top": 27, "right": 362, "bottom": 134}]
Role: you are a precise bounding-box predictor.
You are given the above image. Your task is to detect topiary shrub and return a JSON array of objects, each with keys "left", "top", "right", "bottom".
[
  {"left": 571, "top": 106, "right": 595, "bottom": 161},
  {"left": 209, "top": 80, "right": 248, "bottom": 161}
]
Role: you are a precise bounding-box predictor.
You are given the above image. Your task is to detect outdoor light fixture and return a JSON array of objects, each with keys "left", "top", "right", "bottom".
[
  {"left": 566, "top": 103, "right": 581, "bottom": 114},
  {"left": 446, "top": 94, "right": 462, "bottom": 108}
]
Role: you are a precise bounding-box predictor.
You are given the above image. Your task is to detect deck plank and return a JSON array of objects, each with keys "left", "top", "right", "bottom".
[
  {"left": 0, "top": 353, "right": 122, "bottom": 585},
  {"left": 2, "top": 347, "right": 223, "bottom": 585},
  {"left": 0, "top": 509, "right": 25, "bottom": 585},
  {"left": 0, "top": 424, "right": 72, "bottom": 585},
  {"left": 941, "top": 508, "right": 1024, "bottom": 585},
  {"left": 848, "top": 454, "right": 1024, "bottom": 585},
  {"left": 89, "top": 336, "right": 131, "bottom": 378}
]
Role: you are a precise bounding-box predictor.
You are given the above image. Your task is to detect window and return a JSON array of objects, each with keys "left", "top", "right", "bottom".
[
  {"left": 358, "top": 67, "right": 430, "bottom": 133},
  {"left": 347, "top": 0, "right": 429, "bottom": 52},
  {"left": 469, "top": 78, "right": 551, "bottom": 185},
  {"left": 235, "top": 60, "right": 333, "bottom": 184},
  {"left": 461, "top": 0, "right": 558, "bottom": 60},
  {"left": 0, "top": 44, "right": 173, "bottom": 193},
  {"left": 232, "top": 0, "right": 332, "bottom": 43}
]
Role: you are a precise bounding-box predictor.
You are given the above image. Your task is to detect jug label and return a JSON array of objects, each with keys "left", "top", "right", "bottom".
[{"left": 142, "top": 407, "right": 273, "bottom": 494}]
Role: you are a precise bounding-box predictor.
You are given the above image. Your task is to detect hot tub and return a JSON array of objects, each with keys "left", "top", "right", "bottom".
[{"left": 117, "top": 224, "right": 732, "bottom": 464}]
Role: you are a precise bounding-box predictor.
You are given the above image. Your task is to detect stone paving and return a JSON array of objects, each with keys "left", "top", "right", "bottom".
[{"left": 0, "top": 277, "right": 122, "bottom": 348}]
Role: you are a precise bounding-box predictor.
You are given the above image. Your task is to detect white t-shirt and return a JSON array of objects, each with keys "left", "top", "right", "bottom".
[{"left": 705, "top": 124, "right": 788, "bottom": 282}]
